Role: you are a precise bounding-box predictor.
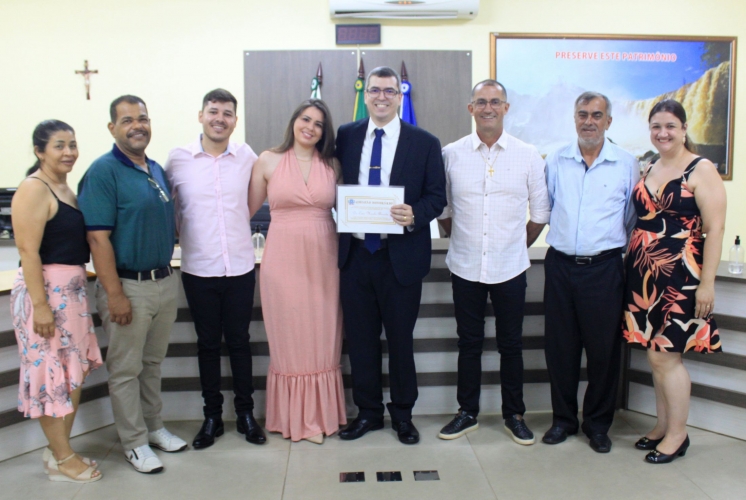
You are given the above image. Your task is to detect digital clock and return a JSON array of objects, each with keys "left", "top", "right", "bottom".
[{"left": 336, "top": 24, "right": 381, "bottom": 45}]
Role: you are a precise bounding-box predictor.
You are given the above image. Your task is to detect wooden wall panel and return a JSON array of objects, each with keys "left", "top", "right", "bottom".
[
  {"left": 243, "top": 50, "right": 473, "bottom": 153},
  {"left": 243, "top": 50, "right": 358, "bottom": 154}
]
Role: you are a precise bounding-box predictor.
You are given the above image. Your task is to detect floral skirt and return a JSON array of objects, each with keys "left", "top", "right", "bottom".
[
  {"left": 622, "top": 236, "right": 721, "bottom": 353},
  {"left": 11, "top": 264, "right": 103, "bottom": 418}
]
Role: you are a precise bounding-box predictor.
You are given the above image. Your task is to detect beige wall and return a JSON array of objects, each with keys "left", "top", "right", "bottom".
[{"left": 1, "top": 0, "right": 743, "bottom": 256}]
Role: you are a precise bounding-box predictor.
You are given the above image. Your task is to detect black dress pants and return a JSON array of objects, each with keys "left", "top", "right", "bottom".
[
  {"left": 452, "top": 272, "right": 527, "bottom": 419},
  {"left": 181, "top": 271, "right": 256, "bottom": 418},
  {"left": 543, "top": 247, "right": 624, "bottom": 436},
  {"left": 340, "top": 240, "right": 422, "bottom": 423}
]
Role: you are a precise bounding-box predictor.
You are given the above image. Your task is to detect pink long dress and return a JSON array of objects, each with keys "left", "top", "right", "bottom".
[{"left": 261, "top": 150, "right": 346, "bottom": 441}]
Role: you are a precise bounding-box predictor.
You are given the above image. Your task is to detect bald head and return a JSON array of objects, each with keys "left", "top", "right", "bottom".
[{"left": 471, "top": 79, "right": 507, "bottom": 101}]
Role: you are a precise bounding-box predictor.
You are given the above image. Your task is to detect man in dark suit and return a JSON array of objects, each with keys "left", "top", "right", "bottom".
[{"left": 336, "top": 66, "right": 446, "bottom": 445}]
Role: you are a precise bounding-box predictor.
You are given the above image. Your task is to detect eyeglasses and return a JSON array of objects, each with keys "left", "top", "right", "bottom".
[
  {"left": 366, "top": 87, "right": 400, "bottom": 99},
  {"left": 148, "top": 177, "right": 170, "bottom": 203},
  {"left": 471, "top": 98, "right": 506, "bottom": 109}
]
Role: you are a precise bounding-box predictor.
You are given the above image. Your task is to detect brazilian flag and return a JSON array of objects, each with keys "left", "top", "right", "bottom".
[{"left": 353, "top": 77, "right": 368, "bottom": 121}]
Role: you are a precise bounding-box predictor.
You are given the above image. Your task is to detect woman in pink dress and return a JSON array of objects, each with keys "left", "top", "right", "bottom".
[
  {"left": 249, "top": 99, "right": 346, "bottom": 444},
  {"left": 12, "top": 120, "right": 103, "bottom": 483}
]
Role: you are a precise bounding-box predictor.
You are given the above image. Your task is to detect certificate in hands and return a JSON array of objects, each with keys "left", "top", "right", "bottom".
[{"left": 336, "top": 185, "right": 405, "bottom": 234}]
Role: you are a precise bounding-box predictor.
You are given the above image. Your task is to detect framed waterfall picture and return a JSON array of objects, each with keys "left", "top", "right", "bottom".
[{"left": 490, "top": 33, "right": 737, "bottom": 179}]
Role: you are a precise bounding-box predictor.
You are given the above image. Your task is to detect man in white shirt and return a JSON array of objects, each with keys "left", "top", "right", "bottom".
[{"left": 437, "top": 80, "right": 550, "bottom": 444}]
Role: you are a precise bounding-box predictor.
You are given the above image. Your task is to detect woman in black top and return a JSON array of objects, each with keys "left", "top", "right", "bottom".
[{"left": 11, "top": 120, "right": 103, "bottom": 483}]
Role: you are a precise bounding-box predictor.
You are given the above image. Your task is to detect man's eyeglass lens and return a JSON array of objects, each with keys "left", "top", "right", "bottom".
[
  {"left": 473, "top": 99, "right": 505, "bottom": 109},
  {"left": 367, "top": 88, "right": 399, "bottom": 98}
]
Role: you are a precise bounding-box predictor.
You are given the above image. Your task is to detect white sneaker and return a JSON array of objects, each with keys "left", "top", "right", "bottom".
[
  {"left": 149, "top": 427, "right": 188, "bottom": 452},
  {"left": 125, "top": 445, "right": 164, "bottom": 474}
]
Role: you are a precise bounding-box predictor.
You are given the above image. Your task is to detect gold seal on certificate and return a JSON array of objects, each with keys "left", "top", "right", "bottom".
[{"left": 336, "top": 185, "right": 405, "bottom": 234}]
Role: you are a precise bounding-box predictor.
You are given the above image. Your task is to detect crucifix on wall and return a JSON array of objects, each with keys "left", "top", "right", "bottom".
[{"left": 75, "top": 60, "right": 98, "bottom": 100}]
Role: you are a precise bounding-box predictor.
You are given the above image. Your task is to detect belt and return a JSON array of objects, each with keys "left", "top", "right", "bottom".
[
  {"left": 117, "top": 266, "right": 173, "bottom": 281},
  {"left": 351, "top": 238, "right": 388, "bottom": 251},
  {"left": 553, "top": 247, "right": 622, "bottom": 265}
]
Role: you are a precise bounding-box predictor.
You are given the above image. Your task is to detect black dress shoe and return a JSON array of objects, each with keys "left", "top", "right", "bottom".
[
  {"left": 542, "top": 425, "right": 576, "bottom": 445},
  {"left": 193, "top": 417, "right": 224, "bottom": 450},
  {"left": 339, "top": 417, "right": 384, "bottom": 441},
  {"left": 645, "top": 435, "right": 690, "bottom": 464},
  {"left": 392, "top": 420, "right": 420, "bottom": 445},
  {"left": 588, "top": 433, "right": 612, "bottom": 453},
  {"left": 635, "top": 436, "right": 664, "bottom": 450},
  {"left": 236, "top": 414, "right": 267, "bottom": 445}
]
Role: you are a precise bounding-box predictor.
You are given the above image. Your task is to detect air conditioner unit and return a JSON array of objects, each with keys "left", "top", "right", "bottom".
[{"left": 330, "top": 0, "right": 479, "bottom": 20}]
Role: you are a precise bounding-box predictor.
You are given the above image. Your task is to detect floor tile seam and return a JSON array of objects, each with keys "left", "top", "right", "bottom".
[
  {"left": 154, "top": 448, "right": 291, "bottom": 455},
  {"left": 93, "top": 440, "right": 119, "bottom": 468},
  {"left": 466, "top": 434, "right": 500, "bottom": 500},
  {"left": 100, "top": 437, "right": 120, "bottom": 461},
  {"left": 621, "top": 410, "right": 746, "bottom": 443},
  {"left": 668, "top": 464, "right": 716, "bottom": 500},
  {"left": 8, "top": 446, "right": 44, "bottom": 465},
  {"left": 280, "top": 443, "right": 292, "bottom": 500},
  {"left": 683, "top": 426, "right": 746, "bottom": 443},
  {"left": 68, "top": 483, "right": 86, "bottom": 500},
  {"left": 285, "top": 446, "right": 444, "bottom": 452},
  {"left": 682, "top": 431, "right": 746, "bottom": 443},
  {"left": 615, "top": 411, "right": 654, "bottom": 435},
  {"left": 287, "top": 443, "right": 473, "bottom": 451},
  {"left": 614, "top": 413, "right": 644, "bottom": 436}
]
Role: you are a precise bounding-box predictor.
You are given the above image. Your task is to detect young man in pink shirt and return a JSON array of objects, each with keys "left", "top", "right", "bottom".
[{"left": 165, "top": 89, "right": 266, "bottom": 449}]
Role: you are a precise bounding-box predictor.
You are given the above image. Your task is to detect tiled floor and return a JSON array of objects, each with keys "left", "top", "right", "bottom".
[{"left": 2, "top": 411, "right": 745, "bottom": 500}]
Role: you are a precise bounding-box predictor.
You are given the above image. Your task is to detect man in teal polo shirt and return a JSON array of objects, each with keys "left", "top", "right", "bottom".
[{"left": 78, "top": 95, "right": 187, "bottom": 474}]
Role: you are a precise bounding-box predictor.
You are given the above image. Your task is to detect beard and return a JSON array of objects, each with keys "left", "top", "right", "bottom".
[{"left": 578, "top": 134, "right": 604, "bottom": 149}]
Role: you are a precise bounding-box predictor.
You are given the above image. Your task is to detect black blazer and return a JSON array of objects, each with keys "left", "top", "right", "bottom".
[{"left": 336, "top": 118, "right": 446, "bottom": 286}]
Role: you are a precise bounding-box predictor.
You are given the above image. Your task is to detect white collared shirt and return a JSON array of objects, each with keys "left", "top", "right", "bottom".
[
  {"left": 439, "top": 131, "right": 550, "bottom": 284},
  {"left": 354, "top": 117, "right": 402, "bottom": 239}
]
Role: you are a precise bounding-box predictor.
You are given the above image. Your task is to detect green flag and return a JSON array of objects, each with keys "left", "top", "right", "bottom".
[
  {"left": 353, "top": 77, "right": 368, "bottom": 121},
  {"left": 310, "top": 76, "right": 321, "bottom": 99}
]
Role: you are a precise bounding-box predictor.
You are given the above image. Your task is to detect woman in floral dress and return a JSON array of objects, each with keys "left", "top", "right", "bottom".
[
  {"left": 11, "top": 120, "right": 103, "bottom": 483},
  {"left": 622, "top": 100, "right": 726, "bottom": 464}
]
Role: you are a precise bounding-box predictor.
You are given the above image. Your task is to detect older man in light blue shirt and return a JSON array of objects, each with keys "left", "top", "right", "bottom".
[
  {"left": 546, "top": 139, "right": 638, "bottom": 256},
  {"left": 541, "top": 91, "right": 639, "bottom": 454}
]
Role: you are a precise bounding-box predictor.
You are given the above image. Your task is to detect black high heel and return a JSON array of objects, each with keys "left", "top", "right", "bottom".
[
  {"left": 635, "top": 436, "right": 664, "bottom": 450},
  {"left": 645, "top": 435, "right": 690, "bottom": 464}
]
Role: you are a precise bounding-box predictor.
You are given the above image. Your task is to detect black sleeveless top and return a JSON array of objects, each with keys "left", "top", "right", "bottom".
[{"left": 30, "top": 178, "right": 90, "bottom": 265}]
